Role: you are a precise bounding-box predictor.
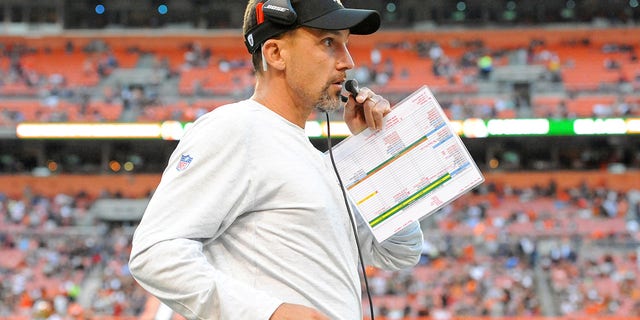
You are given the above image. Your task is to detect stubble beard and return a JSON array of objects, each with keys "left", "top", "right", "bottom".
[{"left": 314, "top": 83, "right": 344, "bottom": 113}]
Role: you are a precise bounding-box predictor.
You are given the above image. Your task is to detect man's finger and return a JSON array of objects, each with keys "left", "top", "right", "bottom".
[{"left": 364, "top": 99, "right": 376, "bottom": 129}]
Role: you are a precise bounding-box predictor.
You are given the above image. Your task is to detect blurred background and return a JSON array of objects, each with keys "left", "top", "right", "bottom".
[{"left": 1, "top": 0, "right": 640, "bottom": 319}]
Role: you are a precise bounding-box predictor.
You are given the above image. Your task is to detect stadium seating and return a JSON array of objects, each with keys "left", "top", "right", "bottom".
[
  {"left": 2, "top": 25, "right": 640, "bottom": 320},
  {"left": 2, "top": 27, "right": 640, "bottom": 124},
  {"left": 2, "top": 170, "right": 639, "bottom": 318}
]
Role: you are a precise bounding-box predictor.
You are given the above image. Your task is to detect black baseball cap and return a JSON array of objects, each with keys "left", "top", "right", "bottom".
[{"left": 244, "top": 0, "right": 381, "bottom": 54}]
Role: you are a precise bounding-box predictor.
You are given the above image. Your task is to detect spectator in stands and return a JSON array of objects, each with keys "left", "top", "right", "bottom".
[
  {"left": 603, "top": 58, "right": 621, "bottom": 70},
  {"left": 477, "top": 53, "right": 493, "bottom": 80},
  {"left": 429, "top": 42, "right": 444, "bottom": 61},
  {"left": 546, "top": 53, "right": 562, "bottom": 82},
  {"left": 65, "top": 40, "right": 75, "bottom": 54},
  {"left": 614, "top": 96, "right": 631, "bottom": 116},
  {"left": 128, "top": 1, "right": 423, "bottom": 320},
  {"left": 370, "top": 45, "right": 382, "bottom": 67},
  {"left": 593, "top": 101, "right": 613, "bottom": 117}
]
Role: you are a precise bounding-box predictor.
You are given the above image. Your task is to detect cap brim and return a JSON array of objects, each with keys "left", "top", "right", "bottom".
[{"left": 302, "top": 8, "right": 380, "bottom": 35}]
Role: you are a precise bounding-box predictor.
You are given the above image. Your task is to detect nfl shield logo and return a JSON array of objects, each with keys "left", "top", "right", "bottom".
[{"left": 177, "top": 154, "right": 193, "bottom": 171}]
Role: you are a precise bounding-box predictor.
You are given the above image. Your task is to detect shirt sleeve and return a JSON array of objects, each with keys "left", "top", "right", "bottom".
[
  {"left": 356, "top": 212, "right": 424, "bottom": 270},
  {"left": 128, "top": 111, "right": 282, "bottom": 319}
]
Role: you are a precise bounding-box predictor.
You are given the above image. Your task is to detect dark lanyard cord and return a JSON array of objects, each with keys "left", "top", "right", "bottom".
[{"left": 325, "top": 111, "right": 376, "bottom": 320}]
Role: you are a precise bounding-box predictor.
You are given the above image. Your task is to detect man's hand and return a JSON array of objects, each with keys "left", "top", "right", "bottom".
[
  {"left": 270, "top": 303, "right": 330, "bottom": 320},
  {"left": 343, "top": 86, "right": 391, "bottom": 134}
]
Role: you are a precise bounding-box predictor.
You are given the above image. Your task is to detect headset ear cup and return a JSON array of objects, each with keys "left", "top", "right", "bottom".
[{"left": 262, "top": 0, "right": 297, "bottom": 25}]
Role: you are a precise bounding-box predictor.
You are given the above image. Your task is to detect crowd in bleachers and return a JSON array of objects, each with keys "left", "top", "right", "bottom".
[
  {"left": 362, "top": 177, "right": 640, "bottom": 319},
  {"left": 1, "top": 172, "right": 639, "bottom": 319},
  {"left": 0, "top": 188, "right": 147, "bottom": 319},
  {"left": 1, "top": 27, "right": 640, "bottom": 320},
  {"left": 1, "top": 28, "right": 640, "bottom": 126}
]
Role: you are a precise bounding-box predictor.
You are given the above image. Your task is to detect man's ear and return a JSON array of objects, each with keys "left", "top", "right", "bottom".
[{"left": 262, "top": 39, "right": 287, "bottom": 71}]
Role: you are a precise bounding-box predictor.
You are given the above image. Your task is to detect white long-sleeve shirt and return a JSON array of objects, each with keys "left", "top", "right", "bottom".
[{"left": 129, "top": 99, "right": 423, "bottom": 319}]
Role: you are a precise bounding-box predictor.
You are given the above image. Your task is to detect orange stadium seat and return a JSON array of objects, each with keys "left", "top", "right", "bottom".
[
  {"left": 155, "top": 48, "right": 187, "bottom": 71},
  {"left": 111, "top": 50, "right": 140, "bottom": 69},
  {"left": 556, "top": 45, "right": 628, "bottom": 93},
  {"left": 0, "top": 99, "right": 42, "bottom": 121},
  {"left": 178, "top": 68, "right": 209, "bottom": 95},
  {"left": 625, "top": 95, "right": 640, "bottom": 107},
  {"left": 532, "top": 95, "right": 566, "bottom": 117},
  {"left": 565, "top": 94, "right": 618, "bottom": 117},
  {"left": 19, "top": 51, "right": 101, "bottom": 88},
  {"left": 0, "top": 55, "right": 9, "bottom": 70},
  {"left": 561, "top": 67, "right": 622, "bottom": 92},
  {"left": 138, "top": 104, "right": 175, "bottom": 121},
  {"left": 90, "top": 101, "right": 124, "bottom": 121},
  {"left": 621, "top": 61, "right": 640, "bottom": 86},
  {"left": 0, "top": 248, "right": 26, "bottom": 269},
  {"left": 0, "top": 81, "right": 39, "bottom": 96}
]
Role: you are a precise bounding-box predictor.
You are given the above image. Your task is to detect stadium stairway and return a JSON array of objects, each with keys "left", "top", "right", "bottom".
[
  {"left": 490, "top": 65, "right": 547, "bottom": 84},
  {"left": 95, "top": 52, "right": 180, "bottom": 121},
  {"left": 535, "top": 260, "right": 558, "bottom": 316},
  {"left": 77, "top": 267, "right": 104, "bottom": 310}
]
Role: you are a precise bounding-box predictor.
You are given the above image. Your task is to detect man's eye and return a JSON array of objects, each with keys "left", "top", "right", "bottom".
[{"left": 323, "top": 38, "right": 334, "bottom": 46}]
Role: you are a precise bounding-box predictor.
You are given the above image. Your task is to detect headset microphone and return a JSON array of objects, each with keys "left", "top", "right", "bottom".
[{"left": 344, "top": 79, "right": 360, "bottom": 97}]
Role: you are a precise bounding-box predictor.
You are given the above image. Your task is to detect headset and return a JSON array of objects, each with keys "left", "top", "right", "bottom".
[
  {"left": 259, "top": 0, "right": 297, "bottom": 25},
  {"left": 245, "top": 0, "right": 298, "bottom": 55}
]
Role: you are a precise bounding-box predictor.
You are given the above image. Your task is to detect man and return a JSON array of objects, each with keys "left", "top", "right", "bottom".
[{"left": 128, "top": 0, "right": 423, "bottom": 319}]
